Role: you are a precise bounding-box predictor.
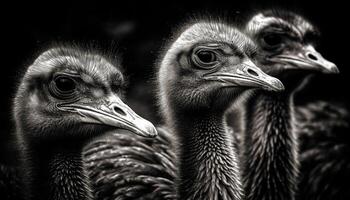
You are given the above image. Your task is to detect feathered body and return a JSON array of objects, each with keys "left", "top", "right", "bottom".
[
  {"left": 85, "top": 21, "right": 284, "bottom": 200},
  {"left": 12, "top": 46, "right": 157, "bottom": 200},
  {"left": 84, "top": 128, "right": 177, "bottom": 200},
  {"left": 238, "top": 10, "right": 339, "bottom": 200},
  {"left": 241, "top": 91, "right": 298, "bottom": 200},
  {"left": 296, "top": 101, "right": 350, "bottom": 200}
]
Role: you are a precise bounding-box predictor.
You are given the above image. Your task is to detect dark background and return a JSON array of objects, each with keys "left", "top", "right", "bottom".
[{"left": 2, "top": 1, "right": 349, "bottom": 157}]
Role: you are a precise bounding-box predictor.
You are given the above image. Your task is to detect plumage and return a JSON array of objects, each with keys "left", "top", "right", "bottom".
[
  {"left": 296, "top": 101, "right": 350, "bottom": 200},
  {"left": 84, "top": 21, "right": 284, "bottom": 200},
  {"left": 84, "top": 128, "right": 177, "bottom": 200},
  {"left": 11, "top": 46, "right": 157, "bottom": 200},
  {"left": 236, "top": 10, "right": 341, "bottom": 200},
  {"left": 241, "top": 91, "right": 298, "bottom": 200}
]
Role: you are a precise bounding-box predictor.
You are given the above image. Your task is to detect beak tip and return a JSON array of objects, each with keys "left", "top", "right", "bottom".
[
  {"left": 321, "top": 64, "right": 339, "bottom": 74},
  {"left": 330, "top": 65, "right": 340, "bottom": 74},
  {"left": 147, "top": 127, "right": 158, "bottom": 138},
  {"left": 139, "top": 122, "right": 158, "bottom": 138},
  {"left": 268, "top": 79, "right": 285, "bottom": 92},
  {"left": 277, "top": 83, "right": 285, "bottom": 91}
]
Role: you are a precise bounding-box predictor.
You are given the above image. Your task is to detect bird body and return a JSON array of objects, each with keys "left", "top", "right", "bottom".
[
  {"left": 84, "top": 128, "right": 177, "bottom": 200},
  {"left": 296, "top": 101, "right": 350, "bottom": 200},
  {"left": 237, "top": 10, "right": 340, "bottom": 200},
  {"left": 241, "top": 90, "right": 298, "bottom": 200},
  {"left": 85, "top": 21, "right": 284, "bottom": 200},
  {"left": 12, "top": 46, "right": 157, "bottom": 200}
]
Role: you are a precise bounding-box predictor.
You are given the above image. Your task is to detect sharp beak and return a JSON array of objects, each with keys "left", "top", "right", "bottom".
[
  {"left": 271, "top": 45, "right": 339, "bottom": 74},
  {"left": 57, "top": 95, "right": 157, "bottom": 138},
  {"left": 204, "top": 59, "right": 285, "bottom": 92}
]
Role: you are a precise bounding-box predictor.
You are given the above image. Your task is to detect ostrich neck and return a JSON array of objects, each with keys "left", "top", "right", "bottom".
[
  {"left": 242, "top": 91, "right": 298, "bottom": 200},
  {"left": 173, "top": 111, "right": 243, "bottom": 200},
  {"left": 21, "top": 137, "right": 93, "bottom": 200}
]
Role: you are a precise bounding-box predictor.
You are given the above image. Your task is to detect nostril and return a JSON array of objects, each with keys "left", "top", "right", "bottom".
[
  {"left": 307, "top": 53, "right": 318, "bottom": 61},
  {"left": 247, "top": 69, "right": 259, "bottom": 77},
  {"left": 113, "top": 106, "right": 127, "bottom": 116}
]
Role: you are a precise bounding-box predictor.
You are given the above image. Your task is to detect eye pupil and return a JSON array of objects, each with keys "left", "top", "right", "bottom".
[
  {"left": 263, "top": 34, "right": 282, "bottom": 46},
  {"left": 55, "top": 77, "right": 75, "bottom": 92},
  {"left": 197, "top": 51, "right": 216, "bottom": 63}
]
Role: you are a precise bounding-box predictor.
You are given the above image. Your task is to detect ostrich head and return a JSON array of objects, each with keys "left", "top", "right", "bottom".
[
  {"left": 13, "top": 47, "right": 157, "bottom": 143},
  {"left": 244, "top": 10, "right": 338, "bottom": 88},
  {"left": 158, "top": 22, "right": 284, "bottom": 120}
]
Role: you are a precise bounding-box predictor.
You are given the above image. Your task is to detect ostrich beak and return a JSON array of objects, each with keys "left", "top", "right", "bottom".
[
  {"left": 57, "top": 95, "right": 157, "bottom": 138},
  {"left": 271, "top": 45, "right": 339, "bottom": 74},
  {"left": 204, "top": 59, "right": 285, "bottom": 92}
]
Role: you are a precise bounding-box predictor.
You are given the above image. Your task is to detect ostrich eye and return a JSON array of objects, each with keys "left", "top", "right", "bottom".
[
  {"left": 197, "top": 51, "right": 216, "bottom": 63},
  {"left": 262, "top": 34, "right": 282, "bottom": 48},
  {"left": 55, "top": 76, "right": 76, "bottom": 92},
  {"left": 193, "top": 50, "right": 218, "bottom": 69},
  {"left": 50, "top": 75, "right": 77, "bottom": 99}
]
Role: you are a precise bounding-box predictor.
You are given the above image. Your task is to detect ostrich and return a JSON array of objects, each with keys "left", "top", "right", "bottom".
[
  {"left": 236, "top": 10, "right": 340, "bottom": 200},
  {"left": 12, "top": 46, "right": 157, "bottom": 200},
  {"left": 84, "top": 22, "right": 285, "bottom": 200}
]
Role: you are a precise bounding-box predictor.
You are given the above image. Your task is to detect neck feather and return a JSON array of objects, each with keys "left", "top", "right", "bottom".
[
  {"left": 242, "top": 91, "right": 298, "bottom": 200},
  {"left": 19, "top": 134, "right": 93, "bottom": 200},
  {"left": 172, "top": 110, "right": 243, "bottom": 200}
]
